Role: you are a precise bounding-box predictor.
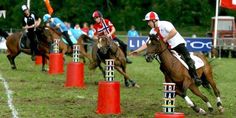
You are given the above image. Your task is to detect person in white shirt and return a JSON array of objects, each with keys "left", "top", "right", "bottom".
[{"left": 130, "top": 11, "right": 202, "bottom": 86}]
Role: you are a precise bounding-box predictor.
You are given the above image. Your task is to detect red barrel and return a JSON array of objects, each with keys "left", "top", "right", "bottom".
[
  {"left": 65, "top": 62, "right": 85, "bottom": 88},
  {"left": 96, "top": 81, "right": 121, "bottom": 115},
  {"left": 35, "top": 55, "right": 42, "bottom": 65},
  {"left": 49, "top": 53, "right": 64, "bottom": 74},
  {"left": 155, "top": 112, "right": 185, "bottom": 118}
]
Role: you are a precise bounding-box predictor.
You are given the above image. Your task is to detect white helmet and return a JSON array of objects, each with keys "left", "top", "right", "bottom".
[
  {"left": 143, "top": 11, "right": 159, "bottom": 21},
  {"left": 21, "top": 5, "right": 28, "bottom": 11}
]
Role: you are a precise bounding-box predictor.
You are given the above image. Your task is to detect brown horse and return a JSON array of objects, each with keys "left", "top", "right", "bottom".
[
  {"left": 5, "top": 27, "right": 52, "bottom": 71},
  {"left": 145, "top": 34, "right": 224, "bottom": 114},
  {"left": 89, "top": 35, "right": 139, "bottom": 87},
  {"left": 44, "top": 27, "right": 93, "bottom": 63}
]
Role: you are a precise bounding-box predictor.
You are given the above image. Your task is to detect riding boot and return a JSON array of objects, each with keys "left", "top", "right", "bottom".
[
  {"left": 30, "top": 42, "right": 37, "bottom": 61},
  {"left": 121, "top": 46, "right": 132, "bottom": 64},
  {"left": 186, "top": 60, "right": 202, "bottom": 86}
]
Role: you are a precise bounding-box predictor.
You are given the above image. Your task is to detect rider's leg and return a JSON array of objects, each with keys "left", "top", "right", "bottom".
[
  {"left": 113, "top": 37, "right": 132, "bottom": 64},
  {"left": 27, "top": 31, "right": 37, "bottom": 61},
  {"left": 172, "top": 43, "right": 202, "bottom": 86},
  {"left": 62, "top": 31, "right": 74, "bottom": 49}
]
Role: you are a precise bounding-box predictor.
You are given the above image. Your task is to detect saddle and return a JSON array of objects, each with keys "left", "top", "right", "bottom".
[
  {"left": 19, "top": 32, "right": 30, "bottom": 49},
  {"left": 19, "top": 32, "right": 39, "bottom": 49},
  {"left": 171, "top": 50, "right": 204, "bottom": 70}
]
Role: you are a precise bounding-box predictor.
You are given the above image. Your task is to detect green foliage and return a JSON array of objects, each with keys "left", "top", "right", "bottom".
[{"left": 0, "top": 0, "right": 235, "bottom": 31}]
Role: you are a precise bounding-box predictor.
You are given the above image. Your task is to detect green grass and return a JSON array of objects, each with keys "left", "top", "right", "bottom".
[{"left": 0, "top": 53, "right": 236, "bottom": 118}]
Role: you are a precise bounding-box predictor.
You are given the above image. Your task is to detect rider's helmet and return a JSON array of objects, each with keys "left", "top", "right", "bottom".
[
  {"left": 92, "top": 10, "right": 103, "bottom": 18},
  {"left": 43, "top": 14, "right": 51, "bottom": 22},
  {"left": 143, "top": 11, "right": 159, "bottom": 21},
  {"left": 21, "top": 5, "right": 28, "bottom": 12}
]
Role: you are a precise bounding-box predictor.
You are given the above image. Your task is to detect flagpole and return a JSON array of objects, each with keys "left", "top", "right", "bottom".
[
  {"left": 27, "top": 0, "right": 31, "bottom": 10},
  {"left": 213, "top": 0, "right": 220, "bottom": 48}
]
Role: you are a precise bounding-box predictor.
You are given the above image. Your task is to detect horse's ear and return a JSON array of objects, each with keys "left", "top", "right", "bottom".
[{"left": 149, "top": 34, "right": 157, "bottom": 40}]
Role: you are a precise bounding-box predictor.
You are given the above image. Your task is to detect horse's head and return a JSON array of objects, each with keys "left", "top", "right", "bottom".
[
  {"left": 36, "top": 26, "right": 54, "bottom": 44},
  {"left": 96, "top": 35, "right": 112, "bottom": 54},
  {"left": 145, "top": 34, "right": 164, "bottom": 62}
]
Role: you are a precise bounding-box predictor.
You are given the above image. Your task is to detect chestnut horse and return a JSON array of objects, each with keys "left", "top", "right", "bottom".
[
  {"left": 145, "top": 34, "right": 224, "bottom": 114},
  {"left": 44, "top": 27, "right": 93, "bottom": 63},
  {"left": 89, "top": 35, "right": 139, "bottom": 87},
  {"left": 5, "top": 27, "right": 52, "bottom": 71}
]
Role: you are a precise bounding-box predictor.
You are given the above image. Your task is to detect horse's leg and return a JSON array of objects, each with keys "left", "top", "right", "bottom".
[
  {"left": 114, "top": 66, "right": 139, "bottom": 88},
  {"left": 7, "top": 51, "right": 20, "bottom": 69},
  {"left": 203, "top": 68, "right": 224, "bottom": 113},
  {"left": 188, "top": 84, "right": 213, "bottom": 113},
  {"left": 7, "top": 54, "right": 16, "bottom": 69}
]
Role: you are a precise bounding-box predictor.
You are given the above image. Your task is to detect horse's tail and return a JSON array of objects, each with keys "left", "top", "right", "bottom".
[{"left": 0, "top": 28, "right": 9, "bottom": 39}]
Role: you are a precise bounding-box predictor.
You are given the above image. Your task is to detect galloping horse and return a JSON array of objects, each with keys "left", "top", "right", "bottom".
[
  {"left": 145, "top": 34, "right": 224, "bottom": 114},
  {"left": 89, "top": 35, "right": 139, "bottom": 87},
  {"left": 5, "top": 27, "right": 52, "bottom": 71},
  {"left": 44, "top": 27, "right": 93, "bottom": 63}
]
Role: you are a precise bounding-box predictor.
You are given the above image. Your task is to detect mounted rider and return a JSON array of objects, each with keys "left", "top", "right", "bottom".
[
  {"left": 92, "top": 10, "right": 132, "bottom": 64},
  {"left": 43, "top": 14, "right": 74, "bottom": 49},
  {"left": 131, "top": 11, "right": 202, "bottom": 86},
  {"left": 21, "top": 4, "right": 41, "bottom": 61}
]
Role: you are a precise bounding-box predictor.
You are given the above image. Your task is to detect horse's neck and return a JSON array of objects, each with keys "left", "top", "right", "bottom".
[{"left": 158, "top": 42, "right": 177, "bottom": 70}]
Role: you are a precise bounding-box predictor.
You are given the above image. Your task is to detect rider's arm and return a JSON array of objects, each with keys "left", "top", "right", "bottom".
[
  {"left": 129, "top": 43, "right": 147, "bottom": 55},
  {"left": 107, "top": 26, "right": 115, "bottom": 37},
  {"left": 35, "top": 18, "right": 41, "bottom": 27}
]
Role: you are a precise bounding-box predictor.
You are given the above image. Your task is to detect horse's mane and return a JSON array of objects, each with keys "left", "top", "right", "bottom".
[{"left": 44, "top": 26, "right": 62, "bottom": 36}]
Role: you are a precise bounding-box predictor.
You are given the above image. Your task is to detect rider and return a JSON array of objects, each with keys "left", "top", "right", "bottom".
[
  {"left": 130, "top": 11, "right": 202, "bottom": 86},
  {"left": 22, "top": 4, "right": 41, "bottom": 61},
  {"left": 43, "top": 14, "right": 74, "bottom": 49},
  {"left": 92, "top": 10, "right": 132, "bottom": 64}
]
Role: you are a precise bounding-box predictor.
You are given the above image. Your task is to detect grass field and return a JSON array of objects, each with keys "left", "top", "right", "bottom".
[{"left": 0, "top": 53, "right": 236, "bottom": 118}]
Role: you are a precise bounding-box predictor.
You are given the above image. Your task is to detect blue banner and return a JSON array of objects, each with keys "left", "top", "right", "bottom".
[{"left": 128, "top": 37, "right": 212, "bottom": 52}]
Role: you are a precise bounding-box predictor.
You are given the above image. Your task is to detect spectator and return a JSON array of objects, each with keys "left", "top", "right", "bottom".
[
  {"left": 127, "top": 25, "right": 139, "bottom": 37},
  {"left": 81, "top": 22, "right": 89, "bottom": 35},
  {"left": 74, "top": 24, "right": 80, "bottom": 30}
]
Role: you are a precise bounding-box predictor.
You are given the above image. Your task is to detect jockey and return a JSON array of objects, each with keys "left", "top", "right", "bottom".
[
  {"left": 43, "top": 14, "right": 74, "bottom": 49},
  {"left": 92, "top": 10, "right": 132, "bottom": 64},
  {"left": 130, "top": 11, "right": 202, "bottom": 86},
  {"left": 22, "top": 4, "right": 41, "bottom": 61}
]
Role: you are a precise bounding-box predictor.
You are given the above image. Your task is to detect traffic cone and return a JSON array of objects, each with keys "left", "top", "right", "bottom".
[
  {"left": 48, "top": 53, "right": 64, "bottom": 74},
  {"left": 35, "top": 55, "right": 42, "bottom": 65},
  {"left": 96, "top": 81, "right": 121, "bottom": 115},
  {"left": 155, "top": 112, "right": 185, "bottom": 118},
  {"left": 65, "top": 62, "right": 85, "bottom": 88}
]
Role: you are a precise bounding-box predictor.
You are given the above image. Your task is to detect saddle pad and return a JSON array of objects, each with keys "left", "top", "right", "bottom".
[
  {"left": 61, "top": 37, "right": 77, "bottom": 45},
  {"left": 171, "top": 50, "right": 204, "bottom": 70}
]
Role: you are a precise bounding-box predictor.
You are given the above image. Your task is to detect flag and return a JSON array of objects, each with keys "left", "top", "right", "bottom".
[
  {"left": 221, "top": 0, "right": 236, "bottom": 10},
  {"left": 44, "top": 0, "right": 54, "bottom": 15}
]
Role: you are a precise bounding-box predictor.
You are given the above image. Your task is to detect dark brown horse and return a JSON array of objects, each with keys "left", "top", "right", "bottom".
[
  {"left": 89, "top": 35, "right": 139, "bottom": 87},
  {"left": 145, "top": 34, "right": 224, "bottom": 114},
  {"left": 44, "top": 27, "right": 93, "bottom": 63},
  {"left": 5, "top": 27, "right": 52, "bottom": 71}
]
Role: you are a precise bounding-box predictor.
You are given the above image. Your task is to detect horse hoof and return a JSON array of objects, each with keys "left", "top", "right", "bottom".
[
  {"left": 208, "top": 107, "right": 214, "bottom": 112},
  {"left": 133, "top": 83, "right": 140, "bottom": 88},
  {"left": 198, "top": 108, "right": 206, "bottom": 115},
  {"left": 218, "top": 106, "right": 224, "bottom": 113},
  {"left": 11, "top": 67, "right": 16, "bottom": 70}
]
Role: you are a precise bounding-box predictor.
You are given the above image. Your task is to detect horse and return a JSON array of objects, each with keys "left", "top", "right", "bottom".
[
  {"left": 145, "top": 34, "right": 224, "bottom": 114},
  {"left": 44, "top": 27, "right": 93, "bottom": 63},
  {"left": 5, "top": 27, "right": 52, "bottom": 71},
  {"left": 88, "top": 35, "right": 139, "bottom": 87}
]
